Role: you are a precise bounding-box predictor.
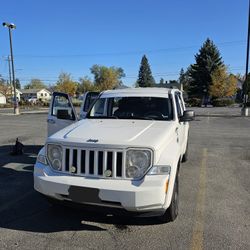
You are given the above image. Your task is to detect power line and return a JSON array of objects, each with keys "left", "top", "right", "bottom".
[{"left": 10, "top": 40, "right": 246, "bottom": 58}]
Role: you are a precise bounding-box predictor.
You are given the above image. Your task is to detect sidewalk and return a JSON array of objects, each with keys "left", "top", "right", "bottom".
[
  {"left": 192, "top": 107, "right": 243, "bottom": 117},
  {"left": 0, "top": 108, "right": 49, "bottom": 116}
]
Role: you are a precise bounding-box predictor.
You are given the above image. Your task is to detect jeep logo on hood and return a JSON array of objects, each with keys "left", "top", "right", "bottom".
[{"left": 87, "top": 139, "right": 99, "bottom": 143}]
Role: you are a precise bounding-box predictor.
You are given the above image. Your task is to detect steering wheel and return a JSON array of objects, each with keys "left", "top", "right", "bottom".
[{"left": 144, "top": 111, "right": 164, "bottom": 118}]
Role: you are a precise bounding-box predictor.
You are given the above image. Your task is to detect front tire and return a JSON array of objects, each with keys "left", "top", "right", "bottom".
[
  {"left": 159, "top": 173, "right": 179, "bottom": 223},
  {"left": 182, "top": 142, "right": 188, "bottom": 162}
]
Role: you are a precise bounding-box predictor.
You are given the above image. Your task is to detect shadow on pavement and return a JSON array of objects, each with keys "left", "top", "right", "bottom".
[{"left": 0, "top": 145, "right": 164, "bottom": 234}]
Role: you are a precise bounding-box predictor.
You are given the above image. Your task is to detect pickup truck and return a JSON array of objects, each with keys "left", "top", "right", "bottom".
[{"left": 34, "top": 87, "right": 194, "bottom": 222}]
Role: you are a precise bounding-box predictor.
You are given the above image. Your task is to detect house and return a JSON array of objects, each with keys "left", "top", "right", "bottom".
[
  {"left": 0, "top": 87, "right": 22, "bottom": 103},
  {"left": 14, "top": 89, "right": 22, "bottom": 101},
  {"left": 0, "top": 92, "right": 6, "bottom": 104},
  {"left": 20, "top": 89, "right": 51, "bottom": 101}
]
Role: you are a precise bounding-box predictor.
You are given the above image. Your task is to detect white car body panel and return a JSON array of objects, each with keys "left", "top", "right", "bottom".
[{"left": 35, "top": 87, "right": 192, "bottom": 216}]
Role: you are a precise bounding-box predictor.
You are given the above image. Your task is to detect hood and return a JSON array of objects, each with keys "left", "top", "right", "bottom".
[{"left": 50, "top": 119, "right": 176, "bottom": 150}]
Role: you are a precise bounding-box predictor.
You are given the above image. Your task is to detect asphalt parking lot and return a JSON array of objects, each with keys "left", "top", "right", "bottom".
[{"left": 0, "top": 108, "right": 249, "bottom": 250}]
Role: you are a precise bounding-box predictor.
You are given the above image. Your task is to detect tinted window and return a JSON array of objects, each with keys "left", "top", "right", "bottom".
[{"left": 89, "top": 97, "right": 173, "bottom": 121}]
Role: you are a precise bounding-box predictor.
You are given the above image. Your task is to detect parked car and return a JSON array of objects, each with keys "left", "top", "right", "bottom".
[
  {"left": 27, "top": 97, "right": 37, "bottom": 104},
  {"left": 34, "top": 88, "right": 194, "bottom": 222}
]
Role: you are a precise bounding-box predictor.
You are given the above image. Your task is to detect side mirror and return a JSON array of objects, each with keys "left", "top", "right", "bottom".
[
  {"left": 79, "top": 111, "right": 87, "bottom": 120},
  {"left": 179, "top": 110, "right": 195, "bottom": 122},
  {"left": 57, "top": 109, "right": 72, "bottom": 120}
]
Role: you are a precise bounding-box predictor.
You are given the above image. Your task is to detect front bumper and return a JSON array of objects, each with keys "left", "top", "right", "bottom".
[{"left": 34, "top": 162, "right": 169, "bottom": 215}]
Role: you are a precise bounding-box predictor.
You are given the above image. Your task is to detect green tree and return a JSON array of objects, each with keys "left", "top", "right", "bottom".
[
  {"left": 137, "top": 55, "right": 155, "bottom": 87},
  {"left": 210, "top": 66, "right": 237, "bottom": 98},
  {"left": 55, "top": 72, "right": 78, "bottom": 96},
  {"left": 189, "top": 38, "right": 224, "bottom": 99},
  {"left": 179, "top": 67, "right": 192, "bottom": 92},
  {"left": 77, "top": 76, "right": 97, "bottom": 93},
  {"left": 15, "top": 79, "right": 21, "bottom": 89},
  {"left": 159, "top": 78, "right": 165, "bottom": 84},
  {"left": 90, "top": 65, "right": 125, "bottom": 91},
  {"left": 24, "top": 78, "right": 46, "bottom": 89}
]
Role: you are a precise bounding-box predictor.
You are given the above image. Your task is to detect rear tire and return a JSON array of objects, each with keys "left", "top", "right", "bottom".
[{"left": 159, "top": 173, "right": 179, "bottom": 223}]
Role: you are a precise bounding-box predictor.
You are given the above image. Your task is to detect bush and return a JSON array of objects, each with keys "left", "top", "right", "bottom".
[
  {"left": 72, "top": 98, "right": 82, "bottom": 107},
  {"left": 212, "top": 98, "right": 235, "bottom": 107},
  {"left": 186, "top": 98, "right": 202, "bottom": 107},
  {"left": 0, "top": 103, "right": 12, "bottom": 108}
]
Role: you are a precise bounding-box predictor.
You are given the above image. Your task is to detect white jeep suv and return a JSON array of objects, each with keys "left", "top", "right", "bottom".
[{"left": 34, "top": 88, "right": 194, "bottom": 222}]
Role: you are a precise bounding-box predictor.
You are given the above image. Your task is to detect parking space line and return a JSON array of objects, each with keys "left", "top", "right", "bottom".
[{"left": 191, "top": 148, "right": 207, "bottom": 250}]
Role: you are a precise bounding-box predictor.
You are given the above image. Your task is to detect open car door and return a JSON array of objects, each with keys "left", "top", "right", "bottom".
[
  {"left": 47, "top": 92, "right": 77, "bottom": 137},
  {"left": 79, "top": 91, "right": 100, "bottom": 119}
]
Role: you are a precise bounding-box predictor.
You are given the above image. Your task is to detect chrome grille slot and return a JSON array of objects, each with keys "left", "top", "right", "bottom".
[{"left": 63, "top": 147, "right": 124, "bottom": 179}]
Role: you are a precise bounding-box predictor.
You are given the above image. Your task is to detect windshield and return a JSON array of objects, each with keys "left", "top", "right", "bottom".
[{"left": 88, "top": 96, "right": 173, "bottom": 121}]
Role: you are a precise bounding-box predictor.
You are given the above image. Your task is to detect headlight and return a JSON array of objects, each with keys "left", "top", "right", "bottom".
[
  {"left": 126, "top": 149, "right": 152, "bottom": 178},
  {"left": 47, "top": 144, "right": 62, "bottom": 171}
]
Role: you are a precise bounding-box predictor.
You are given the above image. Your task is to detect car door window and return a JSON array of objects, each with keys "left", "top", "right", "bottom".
[
  {"left": 175, "top": 94, "right": 183, "bottom": 118},
  {"left": 52, "top": 95, "right": 75, "bottom": 120}
]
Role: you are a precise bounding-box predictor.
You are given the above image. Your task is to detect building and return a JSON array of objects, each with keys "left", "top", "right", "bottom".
[
  {"left": 0, "top": 87, "right": 22, "bottom": 103},
  {"left": 20, "top": 88, "right": 51, "bottom": 101},
  {"left": 0, "top": 92, "right": 6, "bottom": 104}
]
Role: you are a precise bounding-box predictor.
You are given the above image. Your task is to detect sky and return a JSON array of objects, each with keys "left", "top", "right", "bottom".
[{"left": 0, "top": 0, "right": 249, "bottom": 88}]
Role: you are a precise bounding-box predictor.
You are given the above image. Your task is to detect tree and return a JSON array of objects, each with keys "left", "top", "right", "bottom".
[
  {"left": 24, "top": 79, "right": 46, "bottom": 89},
  {"left": 0, "top": 77, "right": 10, "bottom": 100},
  {"left": 90, "top": 65, "right": 125, "bottom": 91},
  {"left": 159, "top": 78, "right": 165, "bottom": 84},
  {"left": 15, "top": 79, "right": 21, "bottom": 89},
  {"left": 210, "top": 66, "right": 237, "bottom": 98},
  {"left": 137, "top": 55, "right": 155, "bottom": 87},
  {"left": 55, "top": 72, "right": 78, "bottom": 96},
  {"left": 179, "top": 67, "right": 192, "bottom": 92},
  {"left": 77, "top": 76, "right": 97, "bottom": 93},
  {"left": 189, "top": 38, "right": 224, "bottom": 99}
]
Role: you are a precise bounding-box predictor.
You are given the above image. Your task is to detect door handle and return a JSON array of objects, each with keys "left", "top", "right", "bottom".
[{"left": 47, "top": 119, "right": 55, "bottom": 124}]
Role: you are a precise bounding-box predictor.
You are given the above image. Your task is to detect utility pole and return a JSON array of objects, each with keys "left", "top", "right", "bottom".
[
  {"left": 7, "top": 56, "right": 12, "bottom": 98},
  {"left": 3, "top": 22, "right": 19, "bottom": 115},
  {"left": 242, "top": 0, "right": 250, "bottom": 116}
]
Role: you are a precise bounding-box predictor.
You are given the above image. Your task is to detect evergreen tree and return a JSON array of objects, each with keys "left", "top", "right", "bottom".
[
  {"left": 159, "top": 78, "right": 165, "bottom": 84},
  {"left": 189, "top": 38, "right": 224, "bottom": 99},
  {"left": 15, "top": 79, "right": 21, "bottom": 89},
  {"left": 179, "top": 67, "right": 192, "bottom": 92},
  {"left": 137, "top": 55, "right": 155, "bottom": 87}
]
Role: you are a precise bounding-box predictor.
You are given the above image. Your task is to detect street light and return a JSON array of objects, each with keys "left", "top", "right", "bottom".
[{"left": 3, "top": 22, "right": 19, "bottom": 115}]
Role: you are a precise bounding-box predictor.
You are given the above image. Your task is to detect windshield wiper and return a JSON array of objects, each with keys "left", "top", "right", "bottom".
[
  {"left": 116, "top": 115, "right": 155, "bottom": 120},
  {"left": 88, "top": 116, "right": 119, "bottom": 119}
]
